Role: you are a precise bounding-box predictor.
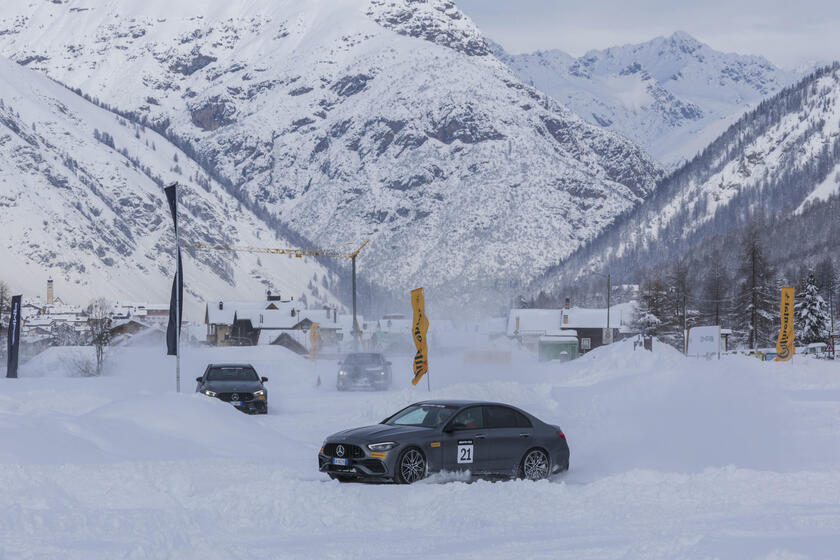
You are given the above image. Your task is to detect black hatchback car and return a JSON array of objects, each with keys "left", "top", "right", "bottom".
[
  {"left": 337, "top": 352, "right": 392, "bottom": 391},
  {"left": 195, "top": 363, "right": 268, "bottom": 414}
]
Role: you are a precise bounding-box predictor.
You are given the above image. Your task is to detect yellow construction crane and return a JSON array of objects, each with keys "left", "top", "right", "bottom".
[
  {"left": 184, "top": 240, "right": 368, "bottom": 260},
  {"left": 184, "top": 240, "right": 369, "bottom": 339}
]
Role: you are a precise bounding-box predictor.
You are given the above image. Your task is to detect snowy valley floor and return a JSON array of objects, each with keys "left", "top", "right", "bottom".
[{"left": 1, "top": 341, "right": 840, "bottom": 559}]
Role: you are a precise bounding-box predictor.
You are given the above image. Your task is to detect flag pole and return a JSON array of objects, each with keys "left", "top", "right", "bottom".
[{"left": 175, "top": 186, "right": 181, "bottom": 393}]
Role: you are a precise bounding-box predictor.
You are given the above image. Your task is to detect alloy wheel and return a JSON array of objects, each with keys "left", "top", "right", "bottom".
[
  {"left": 399, "top": 448, "right": 426, "bottom": 484},
  {"left": 522, "top": 449, "right": 550, "bottom": 480}
]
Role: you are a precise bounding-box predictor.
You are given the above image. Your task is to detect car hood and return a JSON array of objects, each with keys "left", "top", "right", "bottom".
[
  {"left": 203, "top": 380, "right": 264, "bottom": 392},
  {"left": 328, "top": 424, "right": 435, "bottom": 442}
]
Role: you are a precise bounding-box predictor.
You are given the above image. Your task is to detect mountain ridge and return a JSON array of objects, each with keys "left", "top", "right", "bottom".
[
  {"left": 0, "top": 0, "right": 663, "bottom": 310},
  {"left": 529, "top": 62, "right": 840, "bottom": 295}
]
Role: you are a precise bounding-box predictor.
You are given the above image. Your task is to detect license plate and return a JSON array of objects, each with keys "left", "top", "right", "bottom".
[
  {"left": 230, "top": 401, "right": 242, "bottom": 406},
  {"left": 332, "top": 458, "right": 348, "bottom": 466}
]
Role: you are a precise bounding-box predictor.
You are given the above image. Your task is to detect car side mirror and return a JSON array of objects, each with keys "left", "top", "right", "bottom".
[
  {"left": 195, "top": 377, "right": 203, "bottom": 383},
  {"left": 261, "top": 377, "right": 268, "bottom": 383},
  {"left": 443, "top": 422, "right": 464, "bottom": 433}
]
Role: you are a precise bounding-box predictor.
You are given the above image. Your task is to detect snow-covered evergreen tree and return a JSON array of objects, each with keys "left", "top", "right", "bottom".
[
  {"left": 795, "top": 273, "right": 830, "bottom": 344},
  {"left": 733, "top": 221, "right": 776, "bottom": 349}
]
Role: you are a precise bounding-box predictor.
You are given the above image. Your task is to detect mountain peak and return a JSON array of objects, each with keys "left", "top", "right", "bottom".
[
  {"left": 667, "top": 30, "right": 701, "bottom": 46},
  {"left": 495, "top": 32, "right": 794, "bottom": 167}
]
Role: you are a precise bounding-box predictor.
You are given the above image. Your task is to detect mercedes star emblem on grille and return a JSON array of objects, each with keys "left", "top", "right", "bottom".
[
  {"left": 231, "top": 393, "right": 239, "bottom": 401},
  {"left": 336, "top": 445, "right": 345, "bottom": 457}
]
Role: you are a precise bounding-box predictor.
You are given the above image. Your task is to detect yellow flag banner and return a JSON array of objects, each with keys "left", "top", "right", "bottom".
[
  {"left": 774, "top": 287, "right": 795, "bottom": 362},
  {"left": 410, "top": 288, "right": 429, "bottom": 386},
  {"left": 309, "top": 322, "right": 320, "bottom": 361}
]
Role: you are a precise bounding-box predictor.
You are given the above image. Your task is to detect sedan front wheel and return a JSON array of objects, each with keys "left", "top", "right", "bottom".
[{"left": 396, "top": 447, "right": 426, "bottom": 484}]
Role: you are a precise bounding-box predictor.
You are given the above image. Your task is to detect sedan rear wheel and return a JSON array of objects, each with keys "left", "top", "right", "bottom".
[
  {"left": 396, "top": 448, "right": 426, "bottom": 484},
  {"left": 521, "top": 449, "right": 550, "bottom": 481}
]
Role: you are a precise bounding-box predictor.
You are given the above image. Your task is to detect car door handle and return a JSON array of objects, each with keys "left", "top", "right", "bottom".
[
  {"left": 474, "top": 434, "right": 487, "bottom": 439},
  {"left": 519, "top": 433, "right": 531, "bottom": 438}
]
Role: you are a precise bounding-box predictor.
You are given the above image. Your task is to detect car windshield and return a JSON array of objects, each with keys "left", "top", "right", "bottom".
[
  {"left": 385, "top": 404, "right": 457, "bottom": 427},
  {"left": 344, "top": 353, "right": 383, "bottom": 366},
  {"left": 206, "top": 366, "right": 259, "bottom": 382}
]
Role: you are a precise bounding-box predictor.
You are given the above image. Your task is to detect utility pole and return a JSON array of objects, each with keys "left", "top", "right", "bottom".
[
  {"left": 352, "top": 253, "right": 358, "bottom": 349},
  {"left": 594, "top": 271, "right": 612, "bottom": 344},
  {"left": 607, "top": 273, "right": 611, "bottom": 341},
  {"left": 683, "top": 290, "right": 687, "bottom": 356},
  {"left": 830, "top": 276, "right": 835, "bottom": 335}
]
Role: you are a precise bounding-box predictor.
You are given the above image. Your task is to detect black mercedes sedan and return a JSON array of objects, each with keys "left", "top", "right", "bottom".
[
  {"left": 318, "top": 400, "right": 569, "bottom": 483},
  {"left": 195, "top": 363, "right": 269, "bottom": 414},
  {"left": 336, "top": 352, "right": 392, "bottom": 391}
]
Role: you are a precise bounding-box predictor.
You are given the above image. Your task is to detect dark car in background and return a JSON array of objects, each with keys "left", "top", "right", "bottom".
[
  {"left": 196, "top": 363, "right": 269, "bottom": 414},
  {"left": 336, "top": 352, "right": 392, "bottom": 391},
  {"left": 318, "top": 400, "right": 569, "bottom": 483}
]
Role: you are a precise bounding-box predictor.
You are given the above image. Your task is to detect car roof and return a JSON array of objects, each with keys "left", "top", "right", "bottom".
[
  {"left": 415, "top": 399, "right": 518, "bottom": 408},
  {"left": 206, "top": 363, "right": 256, "bottom": 368}
]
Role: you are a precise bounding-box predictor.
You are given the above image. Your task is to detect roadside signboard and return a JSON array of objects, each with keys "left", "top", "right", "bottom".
[{"left": 687, "top": 325, "right": 721, "bottom": 359}]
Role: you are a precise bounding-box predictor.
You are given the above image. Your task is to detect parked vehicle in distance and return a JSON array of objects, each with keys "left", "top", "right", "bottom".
[
  {"left": 195, "top": 363, "right": 268, "bottom": 414},
  {"left": 336, "top": 352, "right": 392, "bottom": 391},
  {"left": 318, "top": 400, "right": 570, "bottom": 483}
]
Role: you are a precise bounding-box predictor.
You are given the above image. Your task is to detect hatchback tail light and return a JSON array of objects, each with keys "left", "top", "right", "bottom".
[{"left": 557, "top": 431, "right": 566, "bottom": 439}]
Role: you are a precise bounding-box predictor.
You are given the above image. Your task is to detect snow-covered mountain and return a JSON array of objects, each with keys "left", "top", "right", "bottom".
[
  {"left": 0, "top": 56, "right": 336, "bottom": 318},
  {"left": 533, "top": 63, "right": 840, "bottom": 288},
  {"left": 493, "top": 32, "right": 797, "bottom": 168},
  {"left": 0, "top": 0, "right": 662, "bottom": 309}
]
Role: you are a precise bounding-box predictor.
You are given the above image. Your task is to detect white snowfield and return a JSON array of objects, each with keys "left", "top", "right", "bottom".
[{"left": 1, "top": 341, "right": 839, "bottom": 559}]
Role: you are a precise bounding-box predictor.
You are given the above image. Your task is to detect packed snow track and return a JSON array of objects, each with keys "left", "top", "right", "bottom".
[{"left": 1, "top": 341, "right": 839, "bottom": 559}]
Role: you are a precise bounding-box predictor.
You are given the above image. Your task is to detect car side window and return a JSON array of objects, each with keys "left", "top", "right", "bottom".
[
  {"left": 485, "top": 406, "right": 533, "bottom": 428},
  {"left": 514, "top": 410, "right": 533, "bottom": 428},
  {"left": 449, "top": 407, "right": 484, "bottom": 430}
]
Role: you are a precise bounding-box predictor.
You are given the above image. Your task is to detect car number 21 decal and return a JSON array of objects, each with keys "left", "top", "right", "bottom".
[{"left": 457, "top": 440, "right": 474, "bottom": 464}]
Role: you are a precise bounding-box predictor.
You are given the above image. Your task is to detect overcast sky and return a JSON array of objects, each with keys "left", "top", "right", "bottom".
[{"left": 456, "top": 0, "right": 840, "bottom": 69}]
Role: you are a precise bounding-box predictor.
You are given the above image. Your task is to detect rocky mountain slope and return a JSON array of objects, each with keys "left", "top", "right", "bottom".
[
  {"left": 0, "top": 0, "right": 662, "bottom": 309},
  {"left": 532, "top": 63, "right": 840, "bottom": 290},
  {"left": 0, "top": 56, "right": 336, "bottom": 318},
  {"left": 494, "top": 32, "right": 796, "bottom": 168}
]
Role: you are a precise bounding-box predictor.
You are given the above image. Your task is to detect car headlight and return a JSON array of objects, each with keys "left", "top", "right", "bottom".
[
  {"left": 367, "top": 441, "right": 398, "bottom": 451},
  {"left": 254, "top": 389, "right": 266, "bottom": 396},
  {"left": 379, "top": 370, "right": 386, "bottom": 376},
  {"left": 203, "top": 389, "right": 217, "bottom": 397},
  {"left": 338, "top": 370, "right": 347, "bottom": 376}
]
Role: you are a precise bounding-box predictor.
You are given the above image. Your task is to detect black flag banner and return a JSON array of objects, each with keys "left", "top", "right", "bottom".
[
  {"left": 6, "top": 294, "right": 22, "bottom": 378},
  {"left": 165, "top": 184, "right": 182, "bottom": 356}
]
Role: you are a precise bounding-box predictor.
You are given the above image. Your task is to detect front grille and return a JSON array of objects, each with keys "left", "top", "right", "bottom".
[
  {"left": 217, "top": 392, "right": 254, "bottom": 402},
  {"left": 323, "top": 443, "right": 365, "bottom": 459}
]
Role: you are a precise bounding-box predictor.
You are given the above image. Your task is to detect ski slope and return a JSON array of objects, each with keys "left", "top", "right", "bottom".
[{"left": 1, "top": 341, "right": 839, "bottom": 558}]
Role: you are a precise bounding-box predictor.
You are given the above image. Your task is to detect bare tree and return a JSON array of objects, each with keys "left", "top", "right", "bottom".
[
  {"left": 0, "top": 280, "right": 9, "bottom": 319},
  {"left": 87, "top": 298, "right": 112, "bottom": 376}
]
